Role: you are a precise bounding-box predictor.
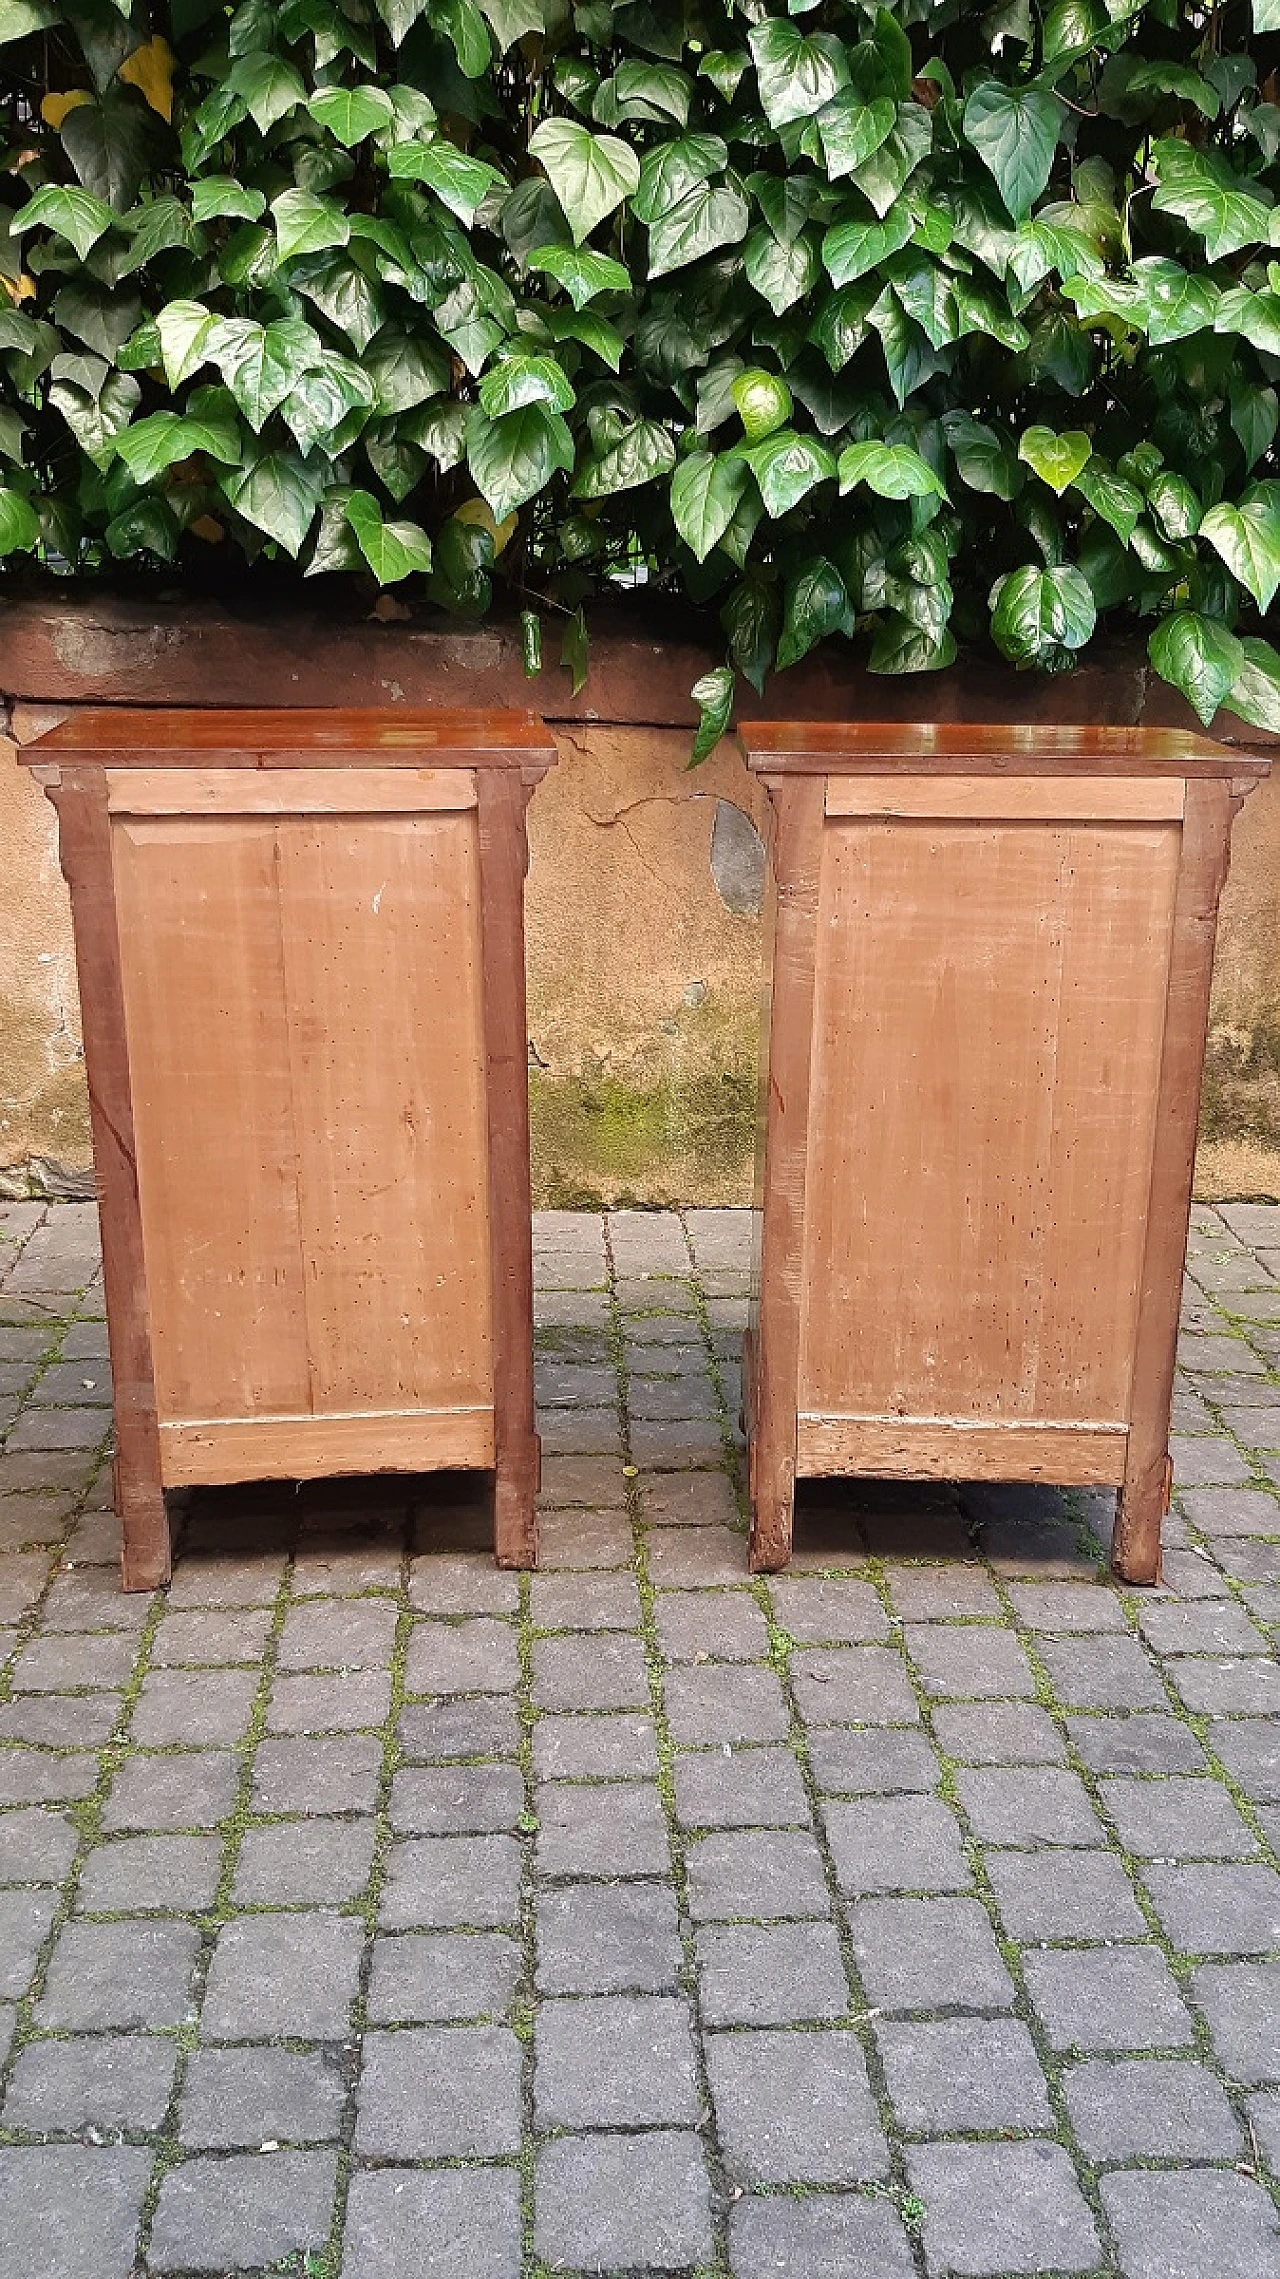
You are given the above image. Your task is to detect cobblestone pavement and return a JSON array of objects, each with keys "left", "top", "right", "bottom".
[{"left": 0, "top": 1200, "right": 1279, "bottom": 2278}]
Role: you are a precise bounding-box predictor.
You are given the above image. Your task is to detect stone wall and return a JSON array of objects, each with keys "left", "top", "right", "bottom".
[{"left": 2, "top": 588, "right": 1277, "bottom": 1203}]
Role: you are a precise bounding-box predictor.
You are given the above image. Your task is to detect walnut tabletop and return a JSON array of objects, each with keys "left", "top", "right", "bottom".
[{"left": 21, "top": 706, "right": 557, "bottom": 770}]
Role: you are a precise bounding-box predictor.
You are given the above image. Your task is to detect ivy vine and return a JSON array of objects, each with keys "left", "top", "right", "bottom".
[{"left": 3, "top": 0, "right": 1280, "bottom": 747}]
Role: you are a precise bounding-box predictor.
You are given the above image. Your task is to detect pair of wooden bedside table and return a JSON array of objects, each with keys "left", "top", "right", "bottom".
[{"left": 24, "top": 709, "right": 1266, "bottom": 1592}]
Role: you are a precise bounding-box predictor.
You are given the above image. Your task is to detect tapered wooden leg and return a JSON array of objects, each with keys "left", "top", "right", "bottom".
[
  {"left": 493, "top": 1434, "right": 540, "bottom": 1569},
  {"left": 748, "top": 1420, "right": 796, "bottom": 1572},
  {"left": 115, "top": 1439, "right": 172, "bottom": 1591},
  {"left": 1111, "top": 1466, "right": 1164, "bottom": 1587}
]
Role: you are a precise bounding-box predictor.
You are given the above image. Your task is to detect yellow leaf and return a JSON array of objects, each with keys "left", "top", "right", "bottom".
[
  {"left": 189, "top": 515, "right": 224, "bottom": 543},
  {"left": 119, "top": 36, "right": 175, "bottom": 122},
  {"left": 1, "top": 273, "right": 36, "bottom": 304},
  {"left": 41, "top": 89, "right": 92, "bottom": 128},
  {"left": 454, "top": 496, "right": 518, "bottom": 557}
]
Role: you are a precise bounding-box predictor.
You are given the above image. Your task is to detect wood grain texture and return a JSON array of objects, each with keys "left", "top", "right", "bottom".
[
  {"left": 748, "top": 772, "right": 825, "bottom": 1572},
  {"left": 1115, "top": 779, "right": 1235, "bottom": 1585},
  {"left": 798, "top": 813, "right": 1182, "bottom": 1433},
  {"left": 46, "top": 770, "right": 169, "bottom": 1590},
  {"left": 477, "top": 766, "right": 541, "bottom": 1567},
  {"left": 824, "top": 776, "right": 1186, "bottom": 822},
  {"left": 160, "top": 1406, "right": 493, "bottom": 1486},
  {"left": 796, "top": 1415, "right": 1128, "bottom": 1484},
  {"left": 106, "top": 767, "right": 477, "bottom": 814},
  {"left": 741, "top": 721, "right": 1268, "bottom": 780},
  {"left": 29, "top": 707, "right": 557, "bottom": 766}
]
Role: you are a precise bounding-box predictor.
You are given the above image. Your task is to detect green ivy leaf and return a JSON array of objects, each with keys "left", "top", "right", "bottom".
[
  {"left": 1018, "top": 425, "right": 1092, "bottom": 494},
  {"left": 1147, "top": 470, "right": 1201, "bottom": 541},
  {"left": 386, "top": 140, "right": 507, "bottom": 226},
  {"left": 0, "top": 0, "right": 58, "bottom": 41},
  {"left": 1072, "top": 458, "right": 1143, "bottom": 544},
  {"left": 1148, "top": 611, "right": 1244, "bottom": 727},
  {"left": 280, "top": 359, "right": 377, "bottom": 456},
  {"left": 1227, "top": 634, "right": 1280, "bottom": 731},
  {"left": 430, "top": 0, "right": 492, "bottom": 76},
  {"left": 991, "top": 561, "right": 1096, "bottom": 664},
  {"left": 0, "top": 487, "right": 40, "bottom": 555},
  {"left": 115, "top": 407, "right": 241, "bottom": 482},
  {"left": 867, "top": 614, "right": 957, "bottom": 673},
  {"left": 632, "top": 136, "right": 727, "bottom": 228},
  {"left": 816, "top": 92, "right": 895, "bottom": 183},
  {"left": 648, "top": 183, "right": 749, "bottom": 280},
  {"left": 227, "top": 51, "right": 308, "bottom": 134},
  {"left": 344, "top": 487, "right": 433, "bottom": 579},
  {"left": 12, "top": 185, "right": 116, "bottom": 259},
  {"left": 748, "top": 19, "right": 849, "bottom": 129},
  {"left": 821, "top": 202, "right": 913, "bottom": 288},
  {"left": 1200, "top": 498, "right": 1280, "bottom": 614},
  {"left": 309, "top": 85, "right": 397, "bottom": 145},
  {"left": 777, "top": 557, "right": 850, "bottom": 668},
  {"left": 837, "top": 439, "right": 945, "bottom": 500},
  {"left": 206, "top": 316, "right": 324, "bottom": 430},
  {"left": 526, "top": 243, "right": 630, "bottom": 307},
  {"left": 573, "top": 415, "right": 676, "bottom": 497},
  {"left": 688, "top": 664, "right": 734, "bottom": 763},
  {"left": 963, "top": 80, "right": 1065, "bottom": 223},
  {"left": 190, "top": 178, "right": 266, "bottom": 225},
  {"left": 221, "top": 448, "right": 324, "bottom": 555},
  {"left": 561, "top": 602, "right": 589, "bottom": 694},
  {"left": 1149, "top": 139, "right": 1273, "bottom": 261},
  {"left": 528, "top": 119, "right": 640, "bottom": 245},
  {"left": 740, "top": 428, "right": 837, "bottom": 516},
  {"left": 271, "top": 188, "right": 351, "bottom": 261},
  {"left": 743, "top": 226, "right": 819, "bottom": 316},
  {"left": 467, "top": 401, "right": 574, "bottom": 517},
  {"left": 1129, "top": 256, "right": 1218, "bottom": 346},
  {"left": 479, "top": 351, "right": 575, "bottom": 416},
  {"left": 670, "top": 449, "right": 749, "bottom": 562}
]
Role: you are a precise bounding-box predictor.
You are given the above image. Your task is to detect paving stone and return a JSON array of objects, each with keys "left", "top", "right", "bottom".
[
  {"left": 1226, "top": 1404, "right": 1280, "bottom": 1448},
  {"left": 31, "top": 1567, "right": 147, "bottom": 1635},
  {"left": 1179, "top": 1333, "right": 1266, "bottom": 1374},
  {"left": 664, "top": 1661, "right": 789, "bottom": 1743},
  {"left": 655, "top": 1587, "right": 770, "bottom": 1661},
  {"left": 697, "top": 1920, "right": 848, "bottom": 2025},
  {"left": 13, "top": 1630, "right": 139, "bottom": 1692},
  {"left": 985, "top": 1845, "right": 1150, "bottom": 1942},
  {"left": 537, "top": 1881, "right": 681, "bottom": 1992},
  {"left": 103, "top": 1749, "right": 239, "bottom": 1831},
  {"left": 277, "top": 1597, "right": 399, "bottom": 1670},
  {"left": 955, "top": 1763, "right": 1103, "bottom": 1846},
  {"left": 631, "top": 1416, "right": 726, "bottom": 1466},
  {"left": 31, "top": 1360, "right": 112, "bottom": 1405},
  {"left": 0, "top": 1495, "right": 71, "bottom": 1552},
  {"left": 251, "top": 1731, "right": 384, "bottom": 1814},
  {"left": 356, "top": 2024, "right": 521, "bottom": 2157},
  {"left": 1062, "top": 2057, "right": 1243, "bottom": 2160},
  {"left": 532, "top": 1630, "right": 648, "bottom": 1710},
  {"left": 1143, "top": 1862, "right": 1280, "bottom": 1954},
  {"left": 1139, "top": 1600, "right": 1267, "bottom": 1654},
  {"left": 537, "top": 1508, "right": 636, "bottom": 1569},
  {"left": 78, "top": 1832, "right": 222, "bottom": 1913},
  {"left": 202, "top": 1910, "right": 364, "bottom": 2038},
  {"left": 148, "top": 2150, "right": 337, "bottom": 2273},
  {"left": 791, "top": 1644, "right": 921, "bottom": 1725},
  {"left": 380, "top": 1834, "right": 522, "bottom": 1928},
  {"left": 729, "top": 2193, "right": 917, "bottom": 2278},
  {"left": 534, "top": 2130, "right": 712, "bottom": 2272},
  {"left": 1248, "top": 2088, "right": 1280, "bottom": 2166},
  {"left": 7, "top": 1407, "right": 104, "bottom": 1452},
  {"left": 0, "top": 1691, "right": 119, "bottom": 1747},
  {"left": 1067, "top": 1713, "right": 1208, "bottom": 1776},
  {"left": 267, "top": 1668, "right": 392, "bottom": 1732},
  {"left": 180, "top": 2045, "right": 345, "bottom": 2146},
  {"left": 1168, "top": 1656, "right": 1280, "bottom": 1714},
  {"left": 532, "top": 1711, "right": 658, "bottom": 1780},
  {"left": 686, "top": 1827, "right": 831, "bottom": 1920},
  {"left": 535, "top": 1360, "right": 617, "bottom": 1405},
  {"left": 0, "top": 1746, "right": 100, "bottom": 1806},
  {"left": 1007, "top": 1581, "right": 1130, "bottom": 1631},
  {"left": 406, "top": 1617, "right": 517, "bottom": 1695},
  {"left": 0, "top": 1804, "right": 78, "bottom": 1883},
  {"left": 806, "top": 1726, "right": 939, "bottom": 1795},
  {"left": 541, "top": 1403, "right": 623, "bottom": 1453},
  {"left": 234, "top": 1816, "right": 377, "bottom": 1904},
  {"left": 706, "top": 2028, "right": 888, "bottom": 2184},
  {"left": 529, "top": 1570, "right": 641, "bottom": 1631},
  {"left": 342, "top": 2166, "right": 522, "bottom": 2279},
  {"left": 1171, "top": 1434, "right": 1256, "bottom": 1485},
  {"left": 933, "top": 1700, "right": 1068, "bottom": 1763},
  {"left": 904, "top": 1620, "right": 1036, "bottom": 1699},
  {"left": 1212, "top": 1720, "right": 1280, "bottom": 1802},
  {"left": 537, "top": 1780, "right": 670, "bottom": 1876},
  {"left": 1182, "top": 1487, "right": 1280, "bottom": 1537},
  {"left": 408, "top": 1554, "right": 519, "bottom": 1615},
  {"left": 399, "top": 1697, "right": 520, "bottom": 1761},
  {"left": 628, "top": 1372, "right": 717, "bottom": 1420},
  {"left": 4, "top": 2034, "right": 177, "bottom": 2133},
  {"left": 825, "top": 1797, "right": 970, "bottom": 1895},
  {"left": 132, "top": 1667, "right": 259, "bottom": 1745},
  {"left": 37, "top": 1917, "right": 199, "bottom": 2028},
  {"left": 909, "top": 2141, "right": 1101, "bottom": 2277},
  {"left": 1193, "top": 1962, "right": 1280, "bottom": 2082},
  {"left": 535, "top": 1288, "right": 610, "bottom": 1331},
  {"left": 1023, "top": 1944, "right": 1193, "bottom": 2050},
  {"left": 640, "top": 1470, "right": 739, "bottom": 1527},
  {"left": 1100, "top": 1774, "right": 1254, "bottom": 1859},
  {"left": 645, "top": 1525, "right": 750, "bottom": 1586},
  {"left": 0, "top": 2145, "right": 151, "bottom": 2279},
  {"left": 877, "top": 2014, "right": 1053, "bottom": 2132},
  {"left": 1160, "top": 1548, "right": 1235, "bottom": 1598},
  {"left": 1101, "top": 2169, "right": 1280, "bottom": 2279},
  {"left": 147, "top": 1606, "right": 271, "bottom": 1664},
  {"left": 673, "top": 1743, "right": 809, "bottom": 1827},
  {"left": 535, "top": 1994, "right": 700, "bottom": 2127},
  {"left": 1219, "top": 1540, "right": 1280, "bottom": 1583},
  {"left": 1037, "top": 1632, "right": 1168, "bottom": 1709},
  {"left": 849, "top": 1894, "right": 1015, "bottom": 2011},
  {"left": 887, "top": 1568, "right": 1003, "bottom": 1619},
  {"left": 768, "top": 1577, "right": 890, "bottom": 1642},
  {"left": 389, "top": 1763, "right": 523, "bottom": 1835},
  {"left": 367, "top": 1930, "right": 521, "bottom": 2022}
]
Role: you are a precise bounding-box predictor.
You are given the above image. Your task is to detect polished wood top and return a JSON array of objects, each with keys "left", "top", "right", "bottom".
[
  {"left": 21, "top": 707, "right": 558, "bottom": 768},
  {"left": 739, "top": 721, "right": 1270, "bottom": 779}
]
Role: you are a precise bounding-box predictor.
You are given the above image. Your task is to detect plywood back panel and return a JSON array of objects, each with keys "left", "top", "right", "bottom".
[
  {"left": 798, "top": 806, "right": 1182, "bottom": 1428},
  {"left": 112, "top": 781, "right": 493, "bottom": 1435}
]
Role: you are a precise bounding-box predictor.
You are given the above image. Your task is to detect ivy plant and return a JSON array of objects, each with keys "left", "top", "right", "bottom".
[{"left": 3, "top": 0, "right": 1280, "bottom": 744}]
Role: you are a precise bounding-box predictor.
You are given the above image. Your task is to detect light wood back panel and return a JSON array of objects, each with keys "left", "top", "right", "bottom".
[
  {"left": 111, "top": 779, "right": 493, "bottom": 1433},
  {"left": 798, "top": 804, "right": 1183, "bottom": 1428}
]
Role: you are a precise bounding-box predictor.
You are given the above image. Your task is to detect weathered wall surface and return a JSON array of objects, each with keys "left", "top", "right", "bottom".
[{"left": 1, "top": 590, "right": 1276, "bottom": 1203}]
